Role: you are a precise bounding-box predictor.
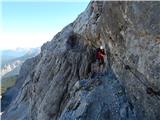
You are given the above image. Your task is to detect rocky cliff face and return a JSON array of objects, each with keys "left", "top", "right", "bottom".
[{"left": 2, "top": 1, "right": 160, "bottom": 120}]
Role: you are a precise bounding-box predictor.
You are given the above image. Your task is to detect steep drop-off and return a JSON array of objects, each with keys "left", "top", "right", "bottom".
[{"left": 2, "top": 1, "right": 160, "bottom": 120}]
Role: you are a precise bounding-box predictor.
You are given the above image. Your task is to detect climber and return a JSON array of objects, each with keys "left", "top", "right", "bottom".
[{"left": 96, "top": 46, "right": 106, "bottom": 73}]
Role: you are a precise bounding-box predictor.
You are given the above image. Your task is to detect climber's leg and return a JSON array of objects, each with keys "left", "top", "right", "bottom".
[{"left": 99, "top": 59, "right": 103, "bottom": 73}]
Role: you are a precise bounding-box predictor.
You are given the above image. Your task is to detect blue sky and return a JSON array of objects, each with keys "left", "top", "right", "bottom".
[{"left": 0, "top": 1, "right": 89, "bottom": 50}]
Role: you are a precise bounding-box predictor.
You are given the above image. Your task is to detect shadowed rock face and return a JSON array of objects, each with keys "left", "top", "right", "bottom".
[{"left": 2, "top": 1, "right": 160, "bottom": 120}]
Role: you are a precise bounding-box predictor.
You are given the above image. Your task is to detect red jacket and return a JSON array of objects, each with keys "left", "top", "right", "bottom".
[{"left": 96, "top": 49, "right": 105, "bottom": 60}]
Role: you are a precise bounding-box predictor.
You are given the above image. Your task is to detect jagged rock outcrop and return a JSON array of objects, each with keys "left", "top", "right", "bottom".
[{"left": 2, "top": 1, "right": 160, "bottom": 120}]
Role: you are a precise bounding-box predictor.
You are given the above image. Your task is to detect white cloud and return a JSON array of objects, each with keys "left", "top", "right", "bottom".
[{"left": 0, "top": 31, "right": 56, "bottom": 50}]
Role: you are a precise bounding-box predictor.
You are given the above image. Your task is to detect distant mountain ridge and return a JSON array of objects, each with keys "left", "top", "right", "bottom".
[
  {"left": 1, "top": 48, "right": 40, "bottom": 68},
  {"left": 1, "top": 47, "right": 40, "bottom": 94},
  {"left": 1, "top": 47, "right": 40, "bottom": 76}
]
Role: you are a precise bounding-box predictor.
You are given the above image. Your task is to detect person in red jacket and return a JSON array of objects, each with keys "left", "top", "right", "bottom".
[{"left": 96, "top": 46, "right": 106, "bottom": 72}]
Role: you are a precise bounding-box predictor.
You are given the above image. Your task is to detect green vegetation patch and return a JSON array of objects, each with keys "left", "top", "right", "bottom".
[{"left": 1, "top": 75, "right": 18, "bottom": 94}]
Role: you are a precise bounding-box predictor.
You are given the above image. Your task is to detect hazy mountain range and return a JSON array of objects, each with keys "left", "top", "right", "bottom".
[
  {"left": 1, "top": 48, "right": 40, "bottom": 68},
  {"left": 1, "top": 47, "right": 40, "bottom": 93}
]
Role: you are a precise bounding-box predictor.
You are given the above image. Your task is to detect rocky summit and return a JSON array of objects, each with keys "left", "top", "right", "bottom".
[{"left": 2, "top": 1, "right": 160, "bottom": 120}]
